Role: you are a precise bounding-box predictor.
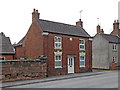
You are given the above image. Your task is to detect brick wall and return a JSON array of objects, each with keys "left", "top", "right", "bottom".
[
  {"left": 24, "top": 21, "right": 44, "bottom": 59},
  {"left": 110, "top": 62, "right": 120, "bottom": 70},
  {"left": 0, "top": 59, "right": 47, "bottom": 82},
  {"left": 15, "top": 20, "right": 44, "bottom": 59},
  {"left": 14, "top": 46, "right": 25, "bottom": 59},
  {"left": 44, "top": 33, "right": 92, "bottom": 76},
  {"left": 0, "top": 55, "right": 14, "bottom": 60}
]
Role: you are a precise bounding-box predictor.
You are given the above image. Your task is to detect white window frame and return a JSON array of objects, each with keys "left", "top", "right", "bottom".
[
  {"left": 54, "top": 36, "right": 62, "bottom": 49},
  {"left": 112, "top": 44, "right": 117, "bottom": 51},
  {"left": 55, "top": 54, "right": 62, "bottom": 68},
  {"left": 112, "top": 56, "right": 117, "bottom": 63},
  {"left": 79, "top": 55, "right": 85, "bottom": 67},
  {"left": 79, "top": 39, "right": 85, "bottom": 50}
]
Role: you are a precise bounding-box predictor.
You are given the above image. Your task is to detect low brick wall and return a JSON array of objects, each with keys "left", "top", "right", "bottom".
[
  {"left": 110, "top": 62, "right": 120, "bottom": 70},
  {"left": 0, "top": 59, "right": 47, "bottom": 82}
]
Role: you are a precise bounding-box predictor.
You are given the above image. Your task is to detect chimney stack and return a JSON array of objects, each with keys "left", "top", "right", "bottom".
[
  {"left": 76, "top": 19, "right": 83, "bottom": 28},
  {"left": 97, "top": 25, "right": 104, "bottom": 34},
  {"left": 32, "top": 8, "right": 40, "bottom": 22},
  {"left": 97, "top": 25, "right": 101, "bottom": 34},
  {"left": 113, "top": 20, "right": 119, "bottom": 31},
  {"left": 111, "top": 20, "right": 120, "bottom": 36}
]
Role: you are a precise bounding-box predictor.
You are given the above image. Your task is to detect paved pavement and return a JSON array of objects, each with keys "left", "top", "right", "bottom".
[{"left": 2, "top": 71, "right": 119, "bottom": 88}]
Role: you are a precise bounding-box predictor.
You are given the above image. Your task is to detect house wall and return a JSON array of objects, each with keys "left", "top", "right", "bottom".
[
  {"left": 118, "top": 44, "right": 120, "bottom": 66},
  {"left": 15, "top": 20, "right": 44, "bottom": 59},
  {"left": 24, "top": 21, "right": 44, "bottom": 59},
  {"left": 109, "top": 43, "right": 120, "bottom": 66},
  {"left": 15, "top": 20, "right": 92, "bottom": 77},
  {"left": 14, "top": 46, "right": 25, "bottom": 59},
  {"left": 92, "top": 34, "right": 109, "bottom": 69},
  {"left": 0, "top": 55, "right": 14, "bottom": 60},
  {"left": 43, "top": 33, "right": 92, "bottom": 76}
]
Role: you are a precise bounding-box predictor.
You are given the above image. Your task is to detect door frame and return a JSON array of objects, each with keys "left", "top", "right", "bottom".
[{"left": 67, "top": 55, "right": 75, "bottom": 74}]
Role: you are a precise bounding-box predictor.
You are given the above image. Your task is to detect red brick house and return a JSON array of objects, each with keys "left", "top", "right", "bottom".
[
  {"left": 14, "top": 9, "right": 92, "bottom": 76},
  {"left": 0, "top": 32, "right": 15, "bottom": 60}
]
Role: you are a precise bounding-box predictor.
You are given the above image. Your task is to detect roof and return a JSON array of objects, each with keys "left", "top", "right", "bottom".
[
  {"left": 37, "top": 19, "right": 91, "bottom": 38},
  {"left": 100, "top": 34, "right": 120, "bottom": 44},
  {"left": 0, "top": 32, "right": 15, "bottom": 54},
  {"left": 17, "top": 36, "right": 25, "bottom": 45}
]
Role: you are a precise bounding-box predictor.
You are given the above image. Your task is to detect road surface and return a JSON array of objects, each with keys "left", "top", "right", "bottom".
[{"left": 2, "top": 71, "right": 119, "bottom": 88}]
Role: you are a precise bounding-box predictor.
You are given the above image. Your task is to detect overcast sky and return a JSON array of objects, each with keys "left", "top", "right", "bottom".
[{"left": 0, "top": 0, "right": 119, "bottom": 44}]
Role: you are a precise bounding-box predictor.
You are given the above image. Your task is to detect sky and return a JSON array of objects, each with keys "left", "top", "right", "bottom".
[{"left": 0, "top": 0, "right": 120, "bottom": 44}]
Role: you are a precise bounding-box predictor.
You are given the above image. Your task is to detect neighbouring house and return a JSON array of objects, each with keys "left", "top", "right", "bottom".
[
  {"left": 14, "top": 9, "right": 92, "bottom": 76},
  {"left": 92, "top": 20, "right": 120, "bottom": 69},
  {"left": 0, "top": 32, "right": 15, "bottom": 60}
]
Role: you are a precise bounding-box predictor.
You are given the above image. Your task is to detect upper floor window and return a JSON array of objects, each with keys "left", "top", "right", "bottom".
[
  {"left": 79, "top": 39, "right": 85, "bottom": 50},
  {"left": 55, "top": 54, "right": 62, "bottom": 68},
  {"left": 54, "top": 36, "right": 62, "bottom": 49},
  {"left": 112, "top": 44, "right": 117, "bottom": 51}
]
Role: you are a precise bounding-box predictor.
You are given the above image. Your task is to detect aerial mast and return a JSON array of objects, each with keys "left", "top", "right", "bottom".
[{"left": 80, "top": 10, "right": 83, "bottom": 19}]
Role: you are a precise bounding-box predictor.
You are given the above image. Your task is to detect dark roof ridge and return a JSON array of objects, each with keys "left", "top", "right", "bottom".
[
  {"left": 101, "top": 33, "right": 120, "bottom": 38},
  {"left": 100, "top": 33, "right": 120, "bottom": 43},
  {"left": 37, "top": 18, "right": 90, "bottom": 37},
  {"left": 39, "top": 19, "right": 81, "bottom": 28}
]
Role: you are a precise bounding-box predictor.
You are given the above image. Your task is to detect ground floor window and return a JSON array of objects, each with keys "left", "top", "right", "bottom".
[
  {"left": 80, "top": 54, "right": 85, "bottom": 67},
  {"left": 112, "top": 56, "right": 117, "bottom": 63},
  {"left": 55, "top": 54, "right": 62, "bottom": 68}
]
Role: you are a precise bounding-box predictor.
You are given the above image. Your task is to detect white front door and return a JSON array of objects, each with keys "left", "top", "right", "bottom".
[{"left": 68, "top": 56, "right": 74, "bottom": 73}]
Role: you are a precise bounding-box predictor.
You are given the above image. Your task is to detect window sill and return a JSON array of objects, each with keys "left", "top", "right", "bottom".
[
  {"left": 112, "top": 50, "right": 117, "bottom": 52},
  {"left": 80, "top": 66, "right": 85, "bottom": 68},
  {"left": 79, "top": 49, "right": 85, "bottom": 51},
  {"left": 54, "top": 48, "right": 62, "bottom": 50},
  {"left": 55, "top": 66, "right": 62, "bottom": 69}
]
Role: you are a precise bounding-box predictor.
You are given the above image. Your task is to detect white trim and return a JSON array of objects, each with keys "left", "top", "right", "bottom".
[
  {"left": 42, "top": 32, "right": 49, "bottom": 35},
  {"left": 0, "top": 52, "right": 15, "bottom": 54},
  {"left": 68, "top": 56, "right": 74, "bottom": 73},
  {"left": 54, "top": 51, "right": 62, "bottom": 55},
  {"left": 79, "top": 39, "right": 85, "bottom": 50},
  {"left": 112, "top": 44, "right": 117, "bottom": 51},
  {"left": 79, "top": 52, "right": 85, "bottom": 67},
  {"left": 54, "top": 54, "right": 62, "bottom": 68},
  {"left": 79, "top": 52, "right": 86, "bottom": 56},
  {"left": 54, "top": 36, "right": 62, "bottom": 49},
  {"left": 89, "top": 38, "right": 92, "bottom": 41},
  {"left": 112, "top": 56, "right": 117, "bottom": 63}
]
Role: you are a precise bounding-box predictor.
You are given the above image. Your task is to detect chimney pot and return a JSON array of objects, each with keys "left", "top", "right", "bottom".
[
  {"left": 32, "top": 9, "right": 40, "bottom": 22},
  {"left": 33, "top": 8, "right": 35, "bottom": 12},
  {"left": 117, "top": 20, "right": 119, "bottom": 23},
  {"left": 36, "top": 10, "right": 38, "bottom": 13},
  {"left": 100, "top": 29, "right": 104, "bottom": 34}
]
